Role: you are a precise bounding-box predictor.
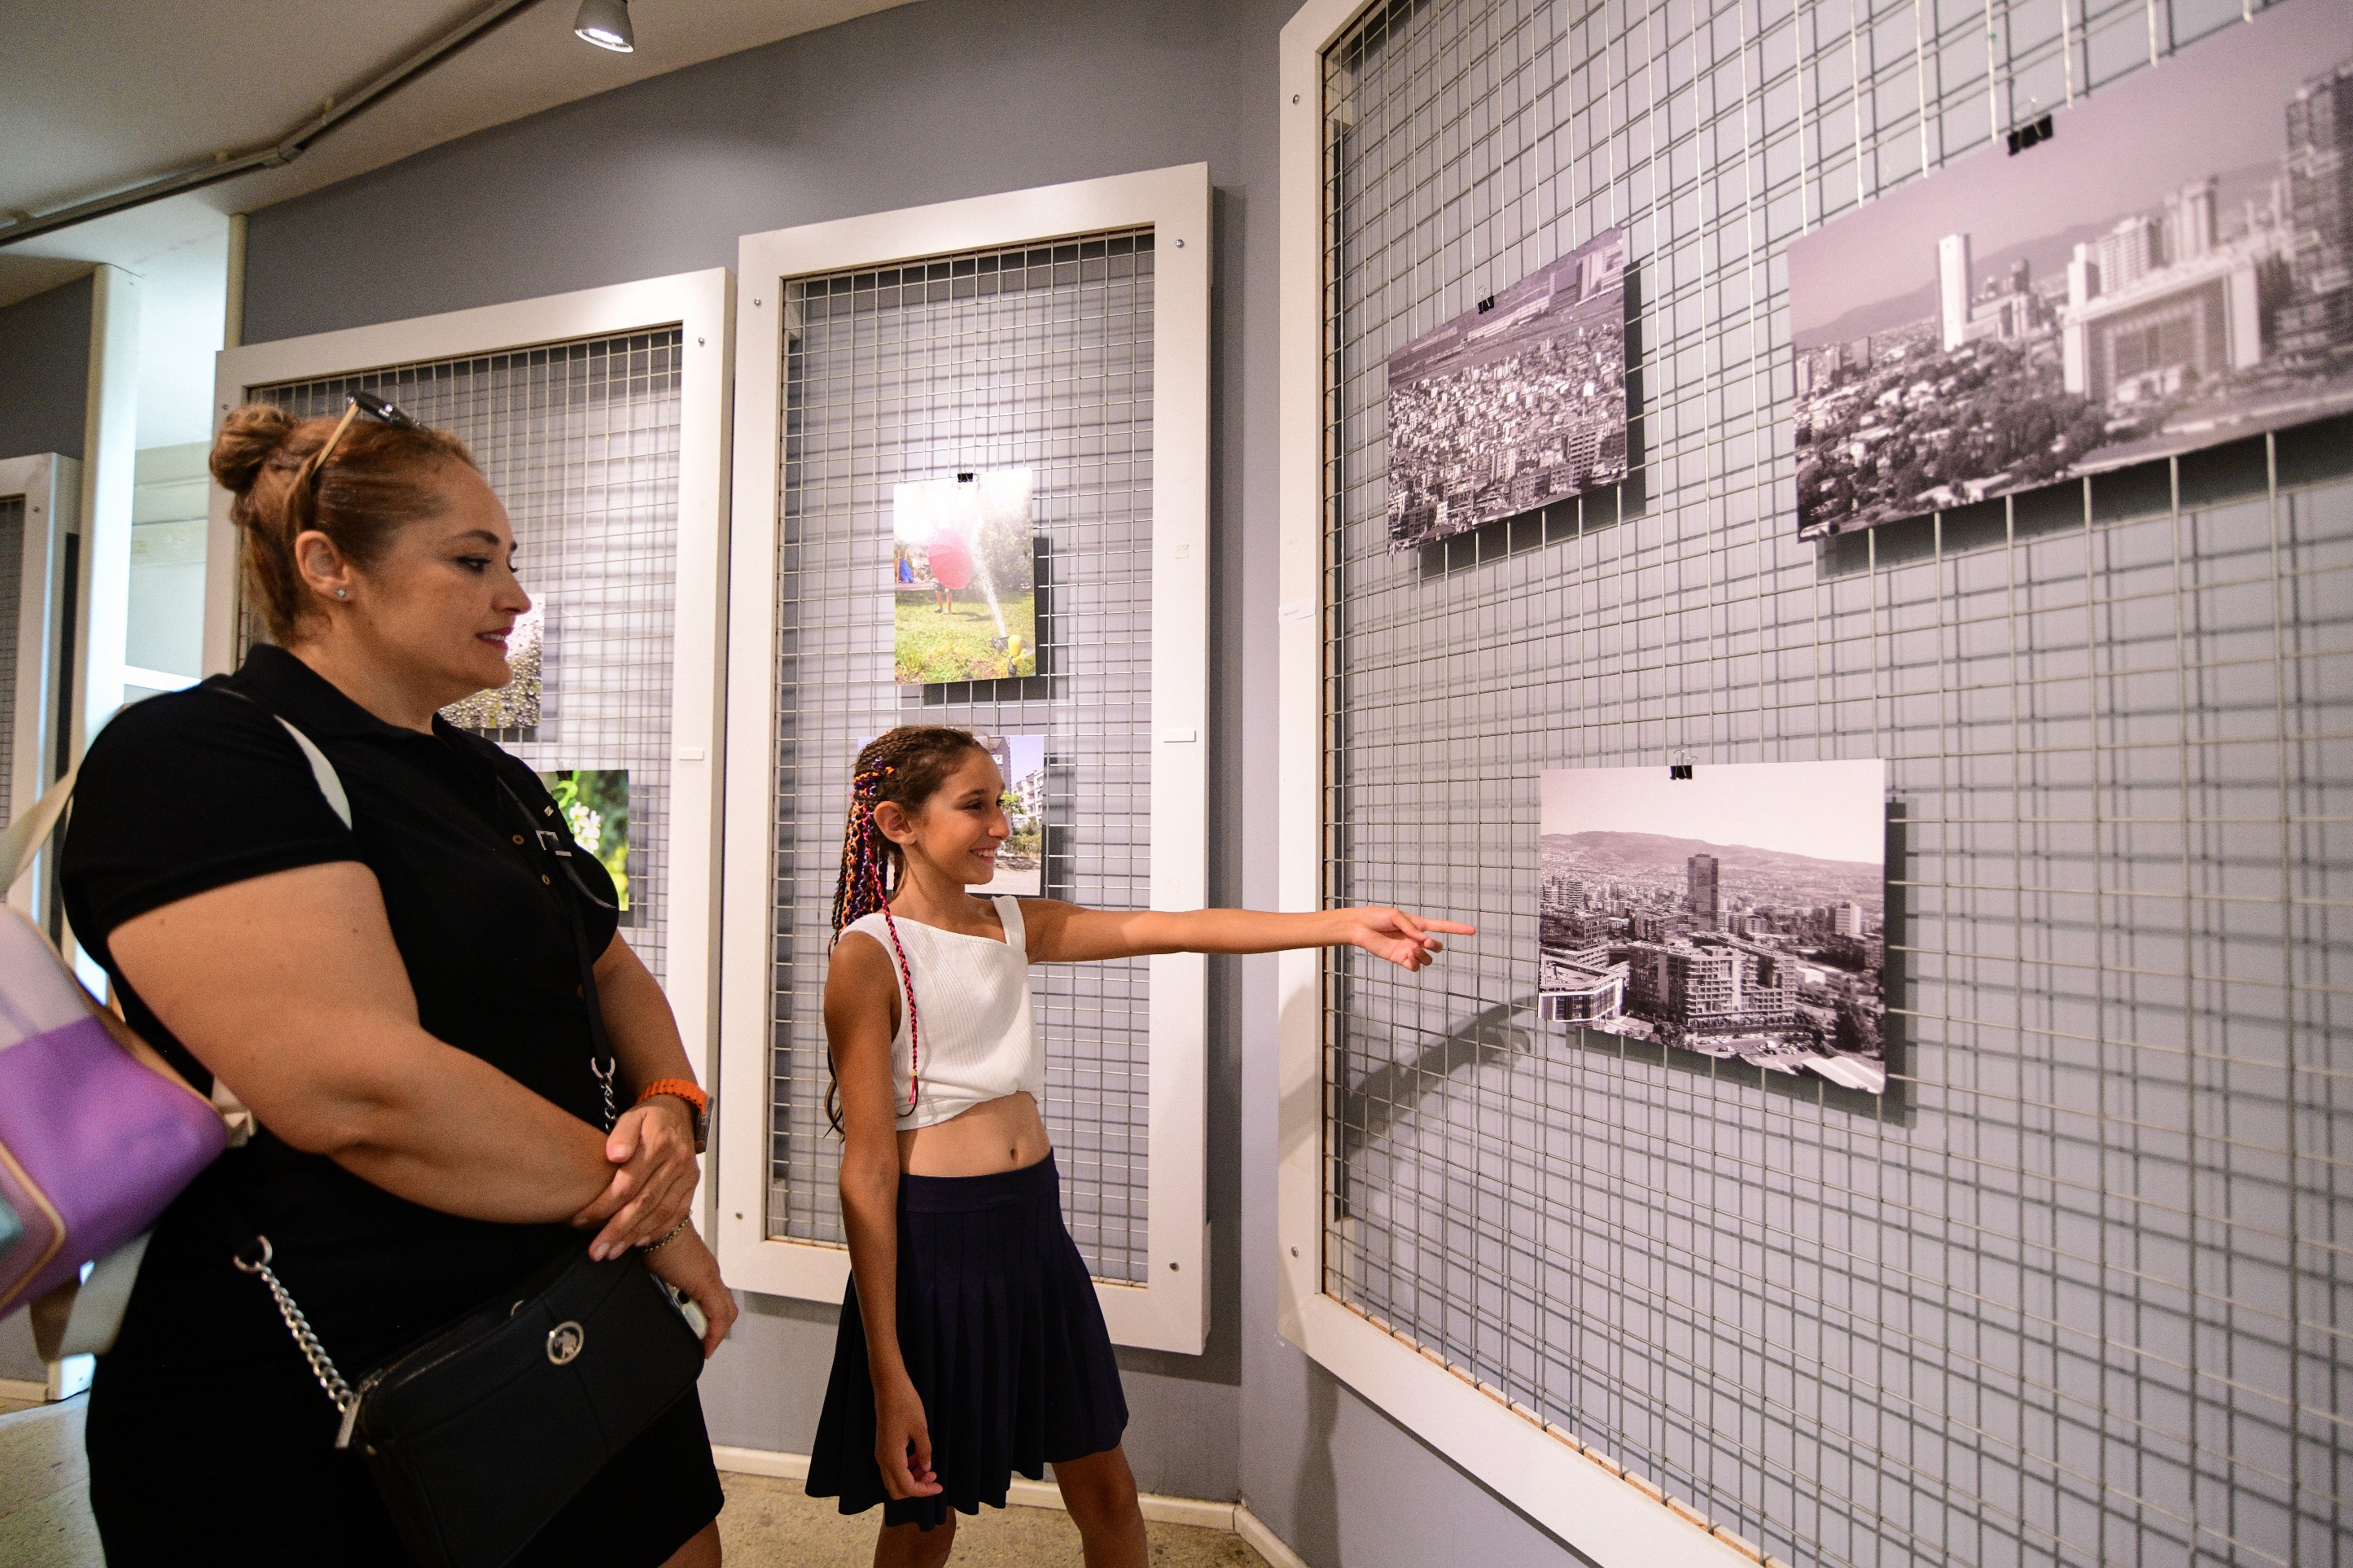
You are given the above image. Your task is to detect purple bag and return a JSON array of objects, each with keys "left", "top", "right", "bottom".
[
  {"left": 0, "top": 770, "right": 233, "bottom": 1338},
  {"left": 0, "top": 979, "right": 228, "bottom": 1314}
]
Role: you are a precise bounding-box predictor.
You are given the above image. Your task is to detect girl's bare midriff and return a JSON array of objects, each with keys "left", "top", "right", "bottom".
[{"left": 898, "top": 1090, "right": 1051, "bottom": 1176}]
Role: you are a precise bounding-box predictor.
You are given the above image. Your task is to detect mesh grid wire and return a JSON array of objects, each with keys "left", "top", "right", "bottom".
[
  {"left": 0, "top": 493, "right": 22, "bottom": 823},
  {"left": 765, "top": 230, "right": 1156, "bottom": 1283},
  {"left": 253, "top": 333, "right": 685, "bottom": 983},
  {"left": 1321, "top": 2, "right": 2348, "bottom": 1566}
]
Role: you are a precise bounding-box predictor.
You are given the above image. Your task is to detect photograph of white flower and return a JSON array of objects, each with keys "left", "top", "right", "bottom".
[{"left": 539, "top": 767, "right": 633, "bottom": 924}]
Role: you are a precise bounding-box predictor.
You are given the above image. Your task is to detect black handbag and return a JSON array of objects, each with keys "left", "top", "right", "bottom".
[
  {"left": 235, "top": 1237, "right": 703, "bottom": 1568},
  {"left": 230, "top": 727, "right": 704, "bottom": 1568}
]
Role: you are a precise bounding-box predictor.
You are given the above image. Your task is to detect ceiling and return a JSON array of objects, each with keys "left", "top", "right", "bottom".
[{"left": 0, "top": 0, "right": 915, "bottom": 308}]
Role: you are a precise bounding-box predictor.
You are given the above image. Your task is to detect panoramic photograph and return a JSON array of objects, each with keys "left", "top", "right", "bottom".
[
  {"left": 892, "top": 466, "right": 1038, "bottom": 684},
  {"left": 1386, "top": 227, "right": 1629, "bottom": 550},
  {"left": 1538, "top": 760, "right": 1890, "bottom": 1094},
  {"left": 1790, "top": 0, "right": 2353, "bottom": 538}
]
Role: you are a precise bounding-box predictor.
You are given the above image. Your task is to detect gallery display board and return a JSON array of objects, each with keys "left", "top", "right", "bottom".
[
  {"left": 716, "top": 166, "right": 1211, "bottom": 1355},
  {"left": 205, "top": 272, "right": 735, "bottom": 1112},
  {"left": 0, "top": 453, "right": 84, "bottom": 929},
  {"left": 1279, "top": 1, "right": 2353, "bottom": 1566}
]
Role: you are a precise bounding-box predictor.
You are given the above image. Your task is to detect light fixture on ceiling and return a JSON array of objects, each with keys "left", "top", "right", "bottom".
[{"left": 573, "top": 0, "right": 634, "bottom": 52}]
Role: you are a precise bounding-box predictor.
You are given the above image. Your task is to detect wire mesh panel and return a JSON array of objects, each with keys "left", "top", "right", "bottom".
[
  {"left": 1321, "top": 2, "right": 2346, "bottom": 1566},
  {"left": 254, "top": 333, "right": 685, "bottom": 983},
  {"left": 765, "top": 230, "right": 1156, "bottom": 1284},
  {"left": 0, "top": 493, "right": 22, "bottom": 823}
]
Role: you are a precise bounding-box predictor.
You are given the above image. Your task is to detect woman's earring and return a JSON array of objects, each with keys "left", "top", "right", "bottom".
[{"left": 335, "top": 589, "right": 349, "bottom": 599}]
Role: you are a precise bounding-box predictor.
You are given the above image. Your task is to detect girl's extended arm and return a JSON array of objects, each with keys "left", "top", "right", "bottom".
[
  {"left": 826, "top": 933, "right": 943, "bottom": 1502},
  {"left": 1022, "top": 902, "right": 1474, "bottom": 969}
]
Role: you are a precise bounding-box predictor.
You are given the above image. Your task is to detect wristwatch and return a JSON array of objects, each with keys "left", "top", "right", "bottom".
[{"left": 636, "top": 1078, "right": 708, "bottom": 1154}]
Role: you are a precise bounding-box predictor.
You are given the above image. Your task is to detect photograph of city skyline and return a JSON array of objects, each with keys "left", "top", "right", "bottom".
[
  {"left": 1790, "top": 0, "right": 2353, "bottom": 540},
  {"left": 1538, "top": 760, "right": 1890, "bottom": 1095},
  {"left": 1386, "top": 227, "right": 1628, "bottom": 550}
]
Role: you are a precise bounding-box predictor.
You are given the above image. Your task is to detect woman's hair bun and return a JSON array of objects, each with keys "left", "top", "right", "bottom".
[{"left": 209, "top": 404, "right": 300, "bottom": 497}]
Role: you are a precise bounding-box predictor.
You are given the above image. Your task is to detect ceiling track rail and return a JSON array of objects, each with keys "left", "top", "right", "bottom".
[{"left": 0, "top": 0, "right": 546, "bottom": 249}]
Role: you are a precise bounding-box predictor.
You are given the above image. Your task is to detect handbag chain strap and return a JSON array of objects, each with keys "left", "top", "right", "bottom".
[{"left": 231, "top": 1236, "right": 367, "bottom": 1447}]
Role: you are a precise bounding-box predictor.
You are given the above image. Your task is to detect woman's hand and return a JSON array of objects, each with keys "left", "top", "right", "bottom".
[
  {"left": 639, "top": 1224, "right": 737, "bottom": 1359},
  {"left": 571, "top": 1097, "right": 699, "bottom": 1260},
  {"left": 874, "top": 1376, "right": 943, "bottom": 1500},
  {"left": 1336, "top": 906, "right": 1476, "bottom": 971}
]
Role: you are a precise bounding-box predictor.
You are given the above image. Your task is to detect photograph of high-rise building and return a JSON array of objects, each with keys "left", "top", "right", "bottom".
[
  {"left": 1385, "top": 228, "right": 1628, "bottom": 551},
  {"left": 1538, "top": 760, "right": 1890, "bottom": 1095},
  {"left": 1790, "top": 0, "right": 2353, "bottom": 540}
]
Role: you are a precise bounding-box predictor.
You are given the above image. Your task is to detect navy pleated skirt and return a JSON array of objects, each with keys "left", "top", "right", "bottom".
[{"left": 805, "top": 1152, "right": 1128, "bottom": 1531}]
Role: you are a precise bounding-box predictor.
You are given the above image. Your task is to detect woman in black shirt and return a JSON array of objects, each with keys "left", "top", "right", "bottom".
[{"left": 61, "top": 401, "right": 735, "bottom": 1566}]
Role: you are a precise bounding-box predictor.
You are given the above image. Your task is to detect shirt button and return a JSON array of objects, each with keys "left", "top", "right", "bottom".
[
  {"left": 512, "top": 834, "right": 525, "bottom": 845},
  {"left": 541, "top": 874, "right": 552, "bottom": 886}
]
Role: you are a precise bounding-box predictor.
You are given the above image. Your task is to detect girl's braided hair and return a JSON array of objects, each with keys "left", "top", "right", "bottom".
[{"left": 826, "top": 725, "right": 991, "bottom": 1132}]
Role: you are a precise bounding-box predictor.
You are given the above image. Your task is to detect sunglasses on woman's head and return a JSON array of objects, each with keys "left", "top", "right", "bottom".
[{"left": 297, "top": 390, "right": 421, "bottom": 490}]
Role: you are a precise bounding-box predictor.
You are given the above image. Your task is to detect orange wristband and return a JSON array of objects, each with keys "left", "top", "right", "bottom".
[{"left": 637, "top": 1079, "right": 708, "bottom": 1152}]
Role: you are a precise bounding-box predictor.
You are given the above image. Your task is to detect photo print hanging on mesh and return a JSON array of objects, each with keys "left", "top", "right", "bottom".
[
  {"left": 1385, "top": 227, "right": 1629, "bottom": 551},
  {"left": 1789, "top": 0, "right": 2353, "bottom": 540},
  {"left": 440, "top": 600, "right": 541, "bottom": 739},
  {"left": 539, "top": 768, "right": 636, "bottom": 925},
  {"left": 979, "top": 733, "right": 1046, "bottom": 897},
  {"left": 1538, "top": 759, "right": 1890, "bottom": 1096},
  {"left": 892, "top": 468, "right": 1038, "bottom": 684},
  {"left": 854, "top": 732, "right": 1046, "bottom": 898}
]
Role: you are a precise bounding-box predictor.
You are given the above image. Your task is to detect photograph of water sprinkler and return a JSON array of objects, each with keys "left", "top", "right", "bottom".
[{"left": 892, "top": 467, "right": 1040, "bottom": 684}]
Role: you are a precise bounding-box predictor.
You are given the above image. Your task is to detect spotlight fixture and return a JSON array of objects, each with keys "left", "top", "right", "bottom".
[{"left": 573, "top": 0, "right": 633, "bottom": 52}]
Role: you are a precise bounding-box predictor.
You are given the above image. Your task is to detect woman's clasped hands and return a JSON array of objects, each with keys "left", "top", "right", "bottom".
[{"left": 569, "top": 1095, "right": 738, "bottom": 1356}]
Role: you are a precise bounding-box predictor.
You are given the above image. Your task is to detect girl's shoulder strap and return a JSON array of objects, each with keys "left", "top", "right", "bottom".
[
  {"left": 835, "top": 909, "right": 889, "bottom": 947},
  {"left": 992, "top": 896, "right": 1028, "bottom": 954}
]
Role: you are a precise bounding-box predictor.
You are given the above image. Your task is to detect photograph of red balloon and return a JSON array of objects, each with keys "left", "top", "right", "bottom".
[{"left": 892, "top": 467, "right": 1039, "bottom": 685}]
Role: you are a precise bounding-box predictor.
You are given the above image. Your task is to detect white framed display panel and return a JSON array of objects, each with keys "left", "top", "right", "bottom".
[
  {"left": 1274, "top": 2, "right": 1745, "bottom": 1561},
  {"left": 0, "top": 452, "right": 85, "bottom": 925},
  {"left": 720, "top": 164, "right": 1212, "bottom": 1355},
  {"left": 204, "top": 270, "right": 737, "bottom": 1121}
]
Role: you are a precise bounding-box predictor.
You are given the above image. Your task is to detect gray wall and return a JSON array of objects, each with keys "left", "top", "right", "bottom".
[
  {"left": 0, "top": 274, "right": 91, "bottom": 462},
  {"left": 243, "top": 1, "right": 1577, "bottom": 1561}
]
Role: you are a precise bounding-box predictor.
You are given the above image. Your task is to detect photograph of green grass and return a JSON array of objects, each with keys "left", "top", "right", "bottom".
[{"left": 892, "top": 467, "right": 1037, "bottom": 685}]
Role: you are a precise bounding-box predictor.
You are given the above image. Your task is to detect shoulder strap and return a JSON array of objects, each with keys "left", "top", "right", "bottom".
[
  {"left": 0, "top": 687, "right": 356, "bottom": 896},
  {"left": 269, "top": 716, "right": 352, "bottom": 829},
  {"left": 486, "top": 773, "right": 619, "bottom": 1128},
  {"left": 210, "top": 685, "right": 353, "bottom": 830},
  {"left": 993, "top": 895, "right": 1028, "bottom": 955},
  {"left": 0, "top": 767, "right": 77, "bottom": 894}
]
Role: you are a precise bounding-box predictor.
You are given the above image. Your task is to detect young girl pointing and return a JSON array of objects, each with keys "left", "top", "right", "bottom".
[{"left": 804, "top": 725, "right": 1474, "bottom": 1566}]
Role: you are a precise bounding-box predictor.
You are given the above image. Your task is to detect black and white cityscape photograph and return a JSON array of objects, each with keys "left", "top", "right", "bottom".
[
  {"left": 1538, "top": 760, "right": 1890, "bottom": 1094},
  {"left": 1385, "top": 227, "right": 1628, "bottom": 550},
  {"left": 1790, "top": 0, "right": 2353, "bottom": 540}
]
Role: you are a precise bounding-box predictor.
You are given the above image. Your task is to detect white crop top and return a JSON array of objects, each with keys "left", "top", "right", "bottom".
[{"left": 838, "top": 896, "right": 1041, "bottom": 1129}]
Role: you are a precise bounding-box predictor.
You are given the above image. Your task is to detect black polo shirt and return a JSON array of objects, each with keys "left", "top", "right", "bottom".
[{"left": 60, "top": 642, "right": 622, "bottom": 1368}]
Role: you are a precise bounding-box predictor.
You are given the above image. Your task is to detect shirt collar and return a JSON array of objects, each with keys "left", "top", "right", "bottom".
[{"left": 227, "top": 643, "right": 449, "bottom": 742}]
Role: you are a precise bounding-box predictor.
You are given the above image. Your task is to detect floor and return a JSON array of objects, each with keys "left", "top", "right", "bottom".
[{"left": 0, "top": 1397, "right": 1269, "bottom": 1567}]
